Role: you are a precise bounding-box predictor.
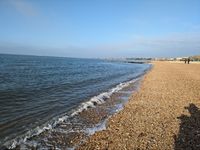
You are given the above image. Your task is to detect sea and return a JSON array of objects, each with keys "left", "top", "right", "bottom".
[{"left": 0, "top": 54, "right": 151, "bottom": 149}]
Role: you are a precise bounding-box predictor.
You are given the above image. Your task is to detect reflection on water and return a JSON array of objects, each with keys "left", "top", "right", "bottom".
[{"left": 0, "top": 54, "right": 150, "bottom": 149}]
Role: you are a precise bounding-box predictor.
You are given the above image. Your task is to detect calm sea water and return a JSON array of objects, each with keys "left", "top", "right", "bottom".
[{"left": 0, "top": 54, "right": 150, "bottom": 149}]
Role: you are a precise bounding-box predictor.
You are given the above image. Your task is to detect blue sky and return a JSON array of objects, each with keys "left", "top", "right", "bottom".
[{"left": 0, "top": 0, "right": 200, "bottom": 58}]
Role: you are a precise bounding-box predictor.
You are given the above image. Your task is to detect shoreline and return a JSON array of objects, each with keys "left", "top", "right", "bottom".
[
  {"left": 77, "top": 61, "right": 200, "bottom": 149},
  {"left": 1, "top": 64, "right": 150, "bottom": 149}
]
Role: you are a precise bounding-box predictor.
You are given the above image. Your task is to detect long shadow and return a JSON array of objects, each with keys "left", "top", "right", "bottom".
[{"left": 174, "top": 103, "right": 200, "bottom": 150}]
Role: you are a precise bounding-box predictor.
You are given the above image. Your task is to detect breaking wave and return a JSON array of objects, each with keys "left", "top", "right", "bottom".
[
  {"left": 71, "top": 78, "right": 138, "bottom": 116},
  {"left": 3, "top": 76, "right": 144, "bottom": 149}
]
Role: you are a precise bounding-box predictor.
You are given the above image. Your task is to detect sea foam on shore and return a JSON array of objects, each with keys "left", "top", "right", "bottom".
[
  {"left": 4, "top": 74, "right": 147, "bottom": 149},
  {"left": 78, "top": 62, "right": 200, "bottom": 150}
]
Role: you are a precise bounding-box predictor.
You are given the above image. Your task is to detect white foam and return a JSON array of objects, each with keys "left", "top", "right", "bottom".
[
  {"left": 114, "top": 103, "right": 124, "bottom": 112},
  {"left": 85, "top": 119, "right": 107, "bottom": 135},
  {"left": 5, "top": 78, "right": 140, "bottom": 149},
  {"left": 71, "top": 78, "right": 138, "bottom": 116},
  {"left": 5, "top": 114, "right": 69, "bottom": 149}
]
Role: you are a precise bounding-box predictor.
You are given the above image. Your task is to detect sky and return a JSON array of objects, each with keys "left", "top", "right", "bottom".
[{"left": 0, "top": 0, "right": 200, "bottom": 58}]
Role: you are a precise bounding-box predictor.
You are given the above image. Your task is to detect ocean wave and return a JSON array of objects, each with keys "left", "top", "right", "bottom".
[
  {"left": 3, "top": 114, "right": 69, "bottom": 149},
  {"left": 3, "top": 77, "right": 141, "bottom": 149},
  {"left": 71, "top": 78, "right": 139, "bottom": 117},
  {"left": 85, "top": 119, "right": 107, "bottom": 135}
]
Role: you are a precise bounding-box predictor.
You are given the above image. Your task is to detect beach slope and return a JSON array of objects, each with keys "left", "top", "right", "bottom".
[{"left": 78, "top": 61, "right": 200, "bottom": 150}]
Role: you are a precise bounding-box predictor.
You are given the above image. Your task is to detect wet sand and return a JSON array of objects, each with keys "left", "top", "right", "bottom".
[{"left": 78, "top": 61, "right": 200, "bottom": 149}]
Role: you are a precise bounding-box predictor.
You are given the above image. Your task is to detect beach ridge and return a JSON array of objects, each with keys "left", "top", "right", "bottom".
[{"left": 78, "top": 61, "right": 200, "bottom": 150}]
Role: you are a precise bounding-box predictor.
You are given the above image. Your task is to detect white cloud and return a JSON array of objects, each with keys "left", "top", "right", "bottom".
[{"left": 8, "top": 0, "right": 38, "bottom": 16}]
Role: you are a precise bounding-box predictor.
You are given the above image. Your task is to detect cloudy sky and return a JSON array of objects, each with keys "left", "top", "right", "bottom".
[{"left": 0, "top": 0, "right": 200, "bottom": 58}]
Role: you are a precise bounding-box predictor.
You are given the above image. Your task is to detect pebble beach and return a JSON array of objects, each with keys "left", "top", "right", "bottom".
[{"left": 78, "top": 61, "right": 200, "bottom": 150}]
